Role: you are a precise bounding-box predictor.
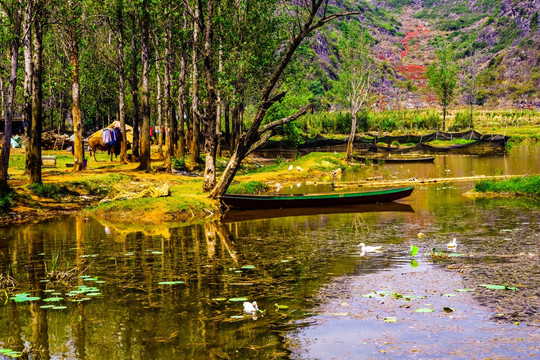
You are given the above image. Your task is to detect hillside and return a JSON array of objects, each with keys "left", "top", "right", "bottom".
[{"left": 311, "top": 0, "right": 540, "bottom": 109}]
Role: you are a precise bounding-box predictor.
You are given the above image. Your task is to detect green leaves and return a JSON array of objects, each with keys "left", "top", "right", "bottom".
[
  {"left": 410, "top": 245, "right": 419, "bottom": 257},
  {"left": 480, "top": 283, "right": 518, "bottom": 291}
]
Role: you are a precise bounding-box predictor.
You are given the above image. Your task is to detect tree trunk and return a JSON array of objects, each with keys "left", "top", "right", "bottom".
[
  {"left": 130, "top": 34, "right": 140, "bottom": 159},
  {"left": 0, "top": 4, "right": 23, "bottom": 192},
  {"left": 190, "top": 4, "right": 201, "bottom": 168},
  {"left": 442, "top": 106, "right": 446, "bottom": 132},
  {"left": 28, "top": 3, "right": 44, "bottom": 184},
  {"left": 23, "top": 0, "right": 33, "bottom": 175},
  {"left": 137, "top": 0, "right": 151, "bottom": 171},
  {"left": 164, "top": 26, "right": 174, "bottom": 172},
  {"left": 202, "top": 0, "right": 218, "bottom": 192},
  {"left": 154, "top": 49, "right": 163, "bottom": 158},
  {"left": 116, "top": 0, "right": 127, "bottom": 164},
  {"left": 176, "top": 10, "right": 188, "bottom": 159},
  {"left": 346, "top": 110, "right": 357, "bottom": 161},
  {"left": 69, "top": 0, "right": 84, "bottom": 172}
]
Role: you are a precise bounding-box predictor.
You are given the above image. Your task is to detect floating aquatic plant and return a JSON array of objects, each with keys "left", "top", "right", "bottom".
[
  {"left": 228, "top": 297, "right": 248, "bottom": 302},
  {"left": 410, "top": 245, "right": 419, "bottom": 257},
  {"left": 0, "top": 348, "right": 22, "bottom": 358},
  {"left": 480, "top": 283, "right": 517, "bottom": 291},
  {"left": 382, "top": 316, "right": 398, "bottom": 323},
  {"left": 158, "top": 281, "right": 185, "bottom": 285},
  {"left": 11, "top": 292, "right": 40, "bottom": 303},
  {"left": 414, "top": 308, "right": 434, "bottom": 313}
]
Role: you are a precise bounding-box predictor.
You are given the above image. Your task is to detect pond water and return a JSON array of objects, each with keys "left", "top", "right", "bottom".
[{"left": 0, "top": 146, "right": 538, "bottom": 359}]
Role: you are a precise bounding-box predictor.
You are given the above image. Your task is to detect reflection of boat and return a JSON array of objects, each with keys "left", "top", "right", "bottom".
[
  {"left": 221, "top": 202, "right": 414, "bottom": 223},
  {"left": 220, "top": 187, "right": 414, "bottom": 210},
  {"left": 354, "top": 156, "right": 435, "bottom": 164}
]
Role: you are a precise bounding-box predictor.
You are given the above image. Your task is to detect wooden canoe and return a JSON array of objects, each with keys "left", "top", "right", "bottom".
[
  {"left": 220, "top": 187, "right": 414, "bottom": 209},
  {"left": 354, "top": 156, "right": 435, "bottom": 164}
]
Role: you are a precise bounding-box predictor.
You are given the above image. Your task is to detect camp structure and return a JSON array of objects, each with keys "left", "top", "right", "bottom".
[{"left": 87, "top": 121, "right": 133, "bottom": 144}]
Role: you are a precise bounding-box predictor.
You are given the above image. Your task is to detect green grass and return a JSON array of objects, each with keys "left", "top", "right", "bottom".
[
  {"left": 226, "top": 181, "right": 268, "bottom": 194},
  {"left": 27, "top": 183, "right": 76, "bottom": 200},
  {"left": 474, "top": 176, "right": 540, "bottom": 196}
]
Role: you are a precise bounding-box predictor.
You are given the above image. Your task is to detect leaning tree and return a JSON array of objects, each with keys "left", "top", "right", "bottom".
[{"left": 209, "top": 0, "right": 363, "bottom": 198}]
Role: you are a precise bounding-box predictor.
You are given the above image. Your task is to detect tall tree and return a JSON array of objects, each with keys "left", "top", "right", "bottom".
[
  {"left": 115, "top": 0, "right": 128, "bottom": 163},
  {"left": 66, "top": 0, "right": 84, "bottom": 171},
  {"left": 0, "top": 0, "right": 23, "bottom": 192},
  {"left": 200, "top": 0, "right": 218, "bottom": 191},
  {"left": 210, "top": 1, "right": 361, "bottom": 198},
  {"left": 28, "top": 0, "right": 45, "bottom": 184},
  {"left": 426, "top": 45, "right": 459, "bottom": 132},
  {"left": 335, "top": 26, "right": 377, "bottom": 161},
  {"left": 136, "top": 0, "right": 151, "bottom": 171},
  {"left": 462, "top": 49, "right": 481, "bottom": 129},
  {"left": 189, "top": 0, "right": 201, "bottom": 169}
]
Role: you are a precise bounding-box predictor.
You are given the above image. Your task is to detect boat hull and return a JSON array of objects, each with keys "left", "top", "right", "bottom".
[
  {"left": 354, "top": 156, "right": 435, "bottom": 164},
  {"left": 221, "top": 187, "right": 414, "bottom": 209}
]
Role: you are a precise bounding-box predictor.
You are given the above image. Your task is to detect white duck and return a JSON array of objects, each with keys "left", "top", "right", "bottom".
[
  {"left": 243, "top": 301, "right": 259, "bottom": 314},
  {"left": 447, "top": 238, "right": 457, "bottom": 249},
  {"left": 358, "top": 243, "right": 383, "bottom": 253},
  {"left": 288, "top": 165, "right": 293, "bottom": 171}
]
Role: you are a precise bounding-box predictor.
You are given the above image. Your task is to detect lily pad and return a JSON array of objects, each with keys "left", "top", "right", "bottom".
[
  {"left": 158, "top": 281, "right": 185, "bottom": 285},
  {"left": 11, "top": 293, "right": 40, "bottom": 303},
  {"left": 211, "top": 297, "right": 227, "bottom": 301},
  {"left": 52, "top": 306, "right": 67, "bottom": 310},
  {"left": 275, "top": 303, "right": 289, "bottom": 310},
  {"left": 43, "top": 297, "right": 63, "bottom": 302},
  {"left": 480, "top": 284, "right": 517, "bottom": 291},
  {"left": 454, "top": 288, "right": 475, "bottom": 292},
  {"left": 383, "top": 316, "right": 398, "bottom": 323},
  {"left": 415, "top": 308, "right": 434, "bottom": 313},
  {"left": 410, "top": 245, "right": 418, "bottom": 257},
  {"left": 228, "top": 297, "right": 248, "bottom": 302},
  {"left": 411, "top": 259, "right": 419, "bottom": 268},
  {"left": 230, "top": 315, "right": 244, "bottom": 319},
  {"left": 241, "top": 265, "right": 256, "bottom": 269}
]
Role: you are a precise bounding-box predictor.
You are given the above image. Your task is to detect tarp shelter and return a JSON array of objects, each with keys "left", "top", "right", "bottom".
[{"left": 87, "top": 121, "right": 133, "bottom": 144}]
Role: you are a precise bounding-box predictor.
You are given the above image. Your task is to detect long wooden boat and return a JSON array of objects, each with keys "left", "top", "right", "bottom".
[
  {"left": 354, "top": 156, "right": 435, "bottom": 164},
  {"left": 220, "top": 187, "right": 414, "bottom": 209}
]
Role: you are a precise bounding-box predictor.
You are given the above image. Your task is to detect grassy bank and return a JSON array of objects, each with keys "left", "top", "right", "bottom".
[
  {"left": 0, "top": 150, "right": 353, "bottom": 224},
  {"left": 473, "top": 176, "right": 540, "bottom": 197}
]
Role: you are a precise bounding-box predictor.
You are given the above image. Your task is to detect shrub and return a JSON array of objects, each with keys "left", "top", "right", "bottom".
[
  {"left": 172, "top": 157, "right": 187, "bottom": 171},
  {"left": 0, "top": 190, "right": 15, "bottom": 213},
  {"left": 450, "top": 111, "right": 472, "bottom": 131}
]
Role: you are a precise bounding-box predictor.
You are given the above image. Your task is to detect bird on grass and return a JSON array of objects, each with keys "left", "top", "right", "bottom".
[
  {"left": 447, "top": 238, "right": 457, "bottom": 249},
  {"left": 243, "top": 301, "right": 259, "bottom": 314},
  {"left": 358, "top": 243, "right": 383, "bottom": 253},
  {"left": 288, "top": 164, "right": 293, "bottom": 171}
]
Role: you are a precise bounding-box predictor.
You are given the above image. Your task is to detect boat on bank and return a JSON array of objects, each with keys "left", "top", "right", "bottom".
[
  {"left": 220, "top": 187, "right": 414, "bottom": 209},
  {"left": 353, "top": 156, "right": 435, "bottom": 164}
]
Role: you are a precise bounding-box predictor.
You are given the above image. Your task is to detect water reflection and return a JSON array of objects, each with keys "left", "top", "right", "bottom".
[{"left": 0, "top": 177, "right": 539, "bottom": 358}]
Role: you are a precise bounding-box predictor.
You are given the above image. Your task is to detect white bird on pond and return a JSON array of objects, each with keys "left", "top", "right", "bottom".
[
  {"left": 447, "top": 238, "right": 457, "bottom": 249},
  {"left": 358, "top": 243, "right": 383, "bottom": 253},
  {"left": 243, "top": 301, "right": 259, "bottom": 314},
  {"left": 288, "top": 164, "right": 293, "bottom": 171}
]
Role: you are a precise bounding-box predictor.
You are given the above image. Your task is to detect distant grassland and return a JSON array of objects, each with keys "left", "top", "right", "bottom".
[{"left": 298, "top": 108, "right": 540, "bottom": 141}]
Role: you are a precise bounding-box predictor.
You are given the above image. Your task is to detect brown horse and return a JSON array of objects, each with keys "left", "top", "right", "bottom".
[{"left": 88, "top": 134, "right": 122, "bottom": 162}]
